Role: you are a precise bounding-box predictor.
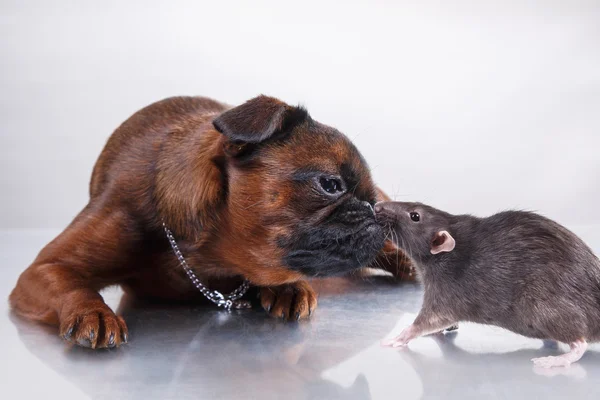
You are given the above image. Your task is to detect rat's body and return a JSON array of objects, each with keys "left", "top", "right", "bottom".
[{"left": 375, "top": 201, "right": 600, "bottom": 368}]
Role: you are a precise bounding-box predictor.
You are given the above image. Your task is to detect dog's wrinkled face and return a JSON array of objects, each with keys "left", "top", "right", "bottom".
[{"left": 213, "top": 96, "right": 385, "bottom": 277}]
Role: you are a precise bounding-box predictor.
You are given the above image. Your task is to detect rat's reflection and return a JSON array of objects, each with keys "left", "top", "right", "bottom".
[{"left": 395, "top": 331, "right": 600, "bottom": 399}]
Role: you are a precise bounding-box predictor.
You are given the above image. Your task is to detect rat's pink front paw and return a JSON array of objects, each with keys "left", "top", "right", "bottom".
[
  {"left": 381, "top": 336, "right": 410, "bottom": 348},
  {"left": 381, "top": 325, "right": 416, "bottom": 348}
]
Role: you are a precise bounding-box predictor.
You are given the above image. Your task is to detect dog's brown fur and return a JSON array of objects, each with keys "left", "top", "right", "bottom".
[{"left": 9, "top": 95, "right": 413, "bottom": 349}]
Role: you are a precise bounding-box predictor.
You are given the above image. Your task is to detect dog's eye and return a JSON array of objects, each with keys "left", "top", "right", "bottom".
[
  {"left": 319, "top": 177, "right": 343, "bottom": 195},
  {"left": 410, "top": 212, "right": 420, "bottom": 222}
]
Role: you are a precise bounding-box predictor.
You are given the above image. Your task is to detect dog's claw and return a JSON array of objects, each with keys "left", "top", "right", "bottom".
[
  {"left": 77, "top": 338, "right": 92, "bottom": 348},
  {"left": 64, "top": 325, "right": 75, "bottom": 340},
  {"left": 260, "top": 282, "right": 317, "bottom": 321},
  {"left": 60, "top": 307, "right": 128, "bottom": 349}
]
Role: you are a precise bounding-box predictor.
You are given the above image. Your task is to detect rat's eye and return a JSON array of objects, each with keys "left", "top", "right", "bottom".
[
  {"left": 410, "top": 212, "right": 420, "bottom": 222},
  {"left": 319, "top": 177, "right": 344, "bottom": 195}
]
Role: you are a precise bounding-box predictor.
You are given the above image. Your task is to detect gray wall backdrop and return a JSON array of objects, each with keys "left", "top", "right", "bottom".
[{"left": 1, "top": 1, "right": 599, "bottom": 247}]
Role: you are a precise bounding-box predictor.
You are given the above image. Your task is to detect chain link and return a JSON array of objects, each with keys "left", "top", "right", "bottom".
[{"left": 162, "top": 222, "right": 251, "bottom": 311}]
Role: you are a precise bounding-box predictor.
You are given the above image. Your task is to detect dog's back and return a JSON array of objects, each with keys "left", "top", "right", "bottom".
[{"left": 90, "top": 96, "right": 228, "bottom": 198}]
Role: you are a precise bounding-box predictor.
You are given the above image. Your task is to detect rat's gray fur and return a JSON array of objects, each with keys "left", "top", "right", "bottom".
[{"left": 377, "top": 202, "right": 600, "bottom": 344}]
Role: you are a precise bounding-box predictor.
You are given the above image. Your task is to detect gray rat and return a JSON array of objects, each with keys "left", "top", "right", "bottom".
[{"left": 374, "top": 201, "right": 600, "bottom": 368}]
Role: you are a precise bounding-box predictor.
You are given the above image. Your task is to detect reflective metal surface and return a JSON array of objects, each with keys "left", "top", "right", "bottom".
[{"left": 2, "top": 230, "right": 600, "bottom": 400}]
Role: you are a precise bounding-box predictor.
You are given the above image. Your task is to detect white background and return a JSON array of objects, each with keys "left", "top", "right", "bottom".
[
  {"left": 1, "top": 3, "right": 600, "bottom": 397},
  {"left": 1, "top": 0, "right": 599, "bottom": 247}
]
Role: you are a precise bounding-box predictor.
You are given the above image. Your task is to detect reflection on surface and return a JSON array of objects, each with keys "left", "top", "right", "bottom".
[
  {"left": 321, "top": 315, "right": 424, "bottom": 400},
  {"left": 10, "top": 278, "right": 421, "bottom": 400},
  {"left": 9, "top": 275, "right": 600, "bottom": 400},
  {"left": 397, "top": 330, "right": 600, "bottom": 399}
]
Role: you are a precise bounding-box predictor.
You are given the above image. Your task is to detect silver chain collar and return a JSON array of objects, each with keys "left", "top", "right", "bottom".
[{"left": 162, "top": 223, "right": 252, "bottom": 311}]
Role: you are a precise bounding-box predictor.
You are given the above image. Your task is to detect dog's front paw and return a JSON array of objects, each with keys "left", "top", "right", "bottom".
[
  {"left": 372, "top": 240, "right": 417, "bottom": 281},
  {"left": 260, "top": 281, "right": 317, "bottom": 321},
  {"left": 59, "top": 300, "right": 129, "bottom": 349}
]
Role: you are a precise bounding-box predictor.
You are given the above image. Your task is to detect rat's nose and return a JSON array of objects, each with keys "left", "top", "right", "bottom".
[
  {"left": 374, "top": 202, "right": 387, "bottom": 214},
  {"left": 374, "top": 202, "right": 397, "bottom": 220}
]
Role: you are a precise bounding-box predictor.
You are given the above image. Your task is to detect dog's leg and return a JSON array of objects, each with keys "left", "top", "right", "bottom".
[
  {"left": 9, "top": 204, "right": 139, "bottom": 348},
  {"left": 259, "top": 280, "right": 318, "bottom": 321},
  {"left": 368, "top": 240, "right": 416, "bottom": 281}
]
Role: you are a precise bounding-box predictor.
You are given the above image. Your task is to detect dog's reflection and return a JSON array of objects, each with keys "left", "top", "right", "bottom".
[{"left": 11, "top": 277, "right": 417, "bottom": 400}]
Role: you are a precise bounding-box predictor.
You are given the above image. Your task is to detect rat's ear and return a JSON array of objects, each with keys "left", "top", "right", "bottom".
[
  {"left": 430, "top": 230, "right": 455, "bottom": 254},
  {"left": 213, "top": 95, "right": 308, "bottom": 145}
]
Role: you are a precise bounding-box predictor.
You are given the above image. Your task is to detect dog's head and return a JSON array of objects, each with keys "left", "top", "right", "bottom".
[{"left": 212, "top": 95, "right": 385, "bottom": 282}]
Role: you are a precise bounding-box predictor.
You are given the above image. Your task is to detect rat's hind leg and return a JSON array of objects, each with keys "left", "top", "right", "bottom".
[{"left": 531, "top": 339, "right": 587, "bottom": 368}]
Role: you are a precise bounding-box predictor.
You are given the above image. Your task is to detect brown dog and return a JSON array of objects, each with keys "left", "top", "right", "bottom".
[{"left": 9, "top": 95, "right": 413, "bottom": 349}]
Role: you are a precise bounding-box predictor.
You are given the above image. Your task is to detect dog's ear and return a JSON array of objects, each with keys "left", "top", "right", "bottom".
[{"left": 213, "top": 95, "right": 308, "bottom": 145}]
